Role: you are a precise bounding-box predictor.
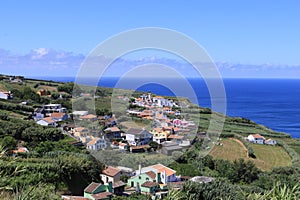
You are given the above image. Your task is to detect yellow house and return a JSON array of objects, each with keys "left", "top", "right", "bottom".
[{"left": 150, "top": 128, "right": 170, "bottom": 144}]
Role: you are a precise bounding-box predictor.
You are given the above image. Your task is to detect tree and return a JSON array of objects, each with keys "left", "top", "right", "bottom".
[{"left": 1, "top": 136, "right": 17, "bottom": 151}]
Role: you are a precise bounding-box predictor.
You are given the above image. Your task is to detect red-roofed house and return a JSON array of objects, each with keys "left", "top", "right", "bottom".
[
  {"left": 36, "top": 117, "right": 57, "bottom": 127},
  {"left": 101, "top": 166, "right": 126, "bottom": 195},
  {"left": 86, "top": 137, "right": 107, "bottom": 150},
  {"left": 50, "top": 112, "right": 68, "bottom": 122},
  {"left": 247, "top": 134, "right": 265, "bottom": 144}
]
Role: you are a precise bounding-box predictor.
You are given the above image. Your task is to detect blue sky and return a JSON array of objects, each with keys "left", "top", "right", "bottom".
[{"left": 0, "top": 1, "right": 300, "bottom": 78}]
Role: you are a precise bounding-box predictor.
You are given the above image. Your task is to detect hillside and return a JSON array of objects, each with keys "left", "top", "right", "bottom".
[{"left": 0, "top": 74, "right": 300, "bottom": 199}]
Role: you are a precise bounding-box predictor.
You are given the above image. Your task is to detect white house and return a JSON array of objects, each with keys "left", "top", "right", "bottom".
[
  {"left": 125, "top": 128, "right": 153, "bottom": 146},
  {"left": 37, "top": 117, "right": 57, "bottom": 127},
  {"left": 86, "top": 137, "right": 107, "bottom": 150},
  {"left": 136, "top": 163, "right": 177, "bottom": 184},
  {"left": 247, "top": 134, "right": 265, "bottom": 144},
  {"left": 43, "top": 104, "right": 66, "bottom": 113},
  {"left": 0, "top": 91, "right": 13, "bottom": 100},
  {"left": 265, "top": 139, "right": 277, "bottom": 145}
]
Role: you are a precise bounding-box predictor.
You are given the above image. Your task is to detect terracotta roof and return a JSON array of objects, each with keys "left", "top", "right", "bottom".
[
  {"left": 168, "top": 135, "right": 184, "bottom": 139},
  {"left": 102, "top": 166, "right": 121, "bottom": 177},
  {"left": 154, "top": 96, "right": 163, "bottom": 99},
  {"left": 80, "top": 114, "right": 97, "bottom": 119},
  {"left": 153, "top": 128, "right": 163, "bottom": 133},
  {"left": 84, "top": 182, "right": 101, "bottom": 193},
  {"left": 42, "top": 117, "right": 55, "bottom": 123},
  {"left": 145, "top": 171, "right": 156, "bottom": 179},
  {"left": 252, "top": 134, "right": 265, "bottom": 139},
  {"left": 141, "top": 181, "right": 159, "bottom": 188},
  {"left": 51, "top": 112, "right": 66, "bottom": 118},
  {"left": 92, "top": 192, "right": 112, "bottom": 200},
  {"left": 109, "top": 127, "right": 120, "bottom": 132},
  {"left": 152, "top": 164, "right": 176, "bottom": 176},
  {"left": 12, "top": 147, "right": 29, "bottom": 154},
  {"left": 87, "top": 137, "right": 101, "bottom": 146},
  {"left": 130, "top": 145, "right": 150, "bottom": 150},
  {"left": 62, "top": 196, "right": 89, "bottom": 200}
]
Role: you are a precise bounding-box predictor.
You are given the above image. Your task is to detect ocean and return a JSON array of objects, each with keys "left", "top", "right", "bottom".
[{"left": 39, "top": 77, "right": 300, "bottom": 139}]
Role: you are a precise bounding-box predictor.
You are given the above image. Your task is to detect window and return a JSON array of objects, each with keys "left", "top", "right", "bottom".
[
  {"left": 139, "top": 176, "right": 141, "bottom": 179},
  {"left": 146, "top": 178, "right": 149, "bottom": 181}
]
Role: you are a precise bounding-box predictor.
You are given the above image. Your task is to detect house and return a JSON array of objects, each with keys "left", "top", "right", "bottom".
[
  {"left": 80, "top": 114, "right": 98, "bottom": 121},
  {"left": 72, "top": 110, "right": 89, "bottom": 116},
  {"left": 50, "top": 112, "right": 68, "bottom": 122},
  {"left": 150, "top": 128, "right": 170, "bottom": 144},
  {"left": 129, "top": 145, "right": 150, "bottom": 153},
  {"left": 73, "top": 127, "right": 89, "bottom": 137},
  {"left": 0, "top": 91, "right": 13, "bottom": 100},
  {"left": 104, "top": 127, "right": 121, "bottom": 140},
  {"left": 100, "top": 166, "right": 126, "bottom": 195},
  {"left": 167, "top": 135, "right": 186, "bottom": 144},
  {"left": 12, "top": 147, "right": 29, "bottom": 155},
  {"left": 247, "top": 134, "right": 265, "bottom": 144},
  {"left": 86, "top": 137, "right": 107, "bottom": 150},
  {"left": 118, "top": 142, "right": 128, "bottom": 150},
  {"left": 159, "top": 142, "right": 184, "bottom": 156},
  {"left": 43, "top": 103, "right": 66, "bottom": 113},
  {"left": 84, "top": 182, "right": 113, "bottom": 200},
  {"left": 136, "top": 163, "right": 177, "bottom": 184},
  {"left": 37, "top": 117, "right": 57, "bottom": 127},
  {"left": 125, "top": 128, "right": 153, "bottom": 146},
  {"left": 265, "top": 138, "right": 277, "bottom": 145},
  {"left": 128, "top": 172, "right": 160, "bottom": 194},
  {"left": 62, "top": 182, "right": 113, "bottom": 200}
]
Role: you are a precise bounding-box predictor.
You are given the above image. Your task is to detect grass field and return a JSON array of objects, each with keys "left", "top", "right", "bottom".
[
  {"left": 209, "top": 138, "right": 292, "bottom": 171},
  {"left": 250, "top": 143, "right": 292, "bottom": 171},
  {"left": 209, "top": 138, "right": 248, "bottom": 161}
]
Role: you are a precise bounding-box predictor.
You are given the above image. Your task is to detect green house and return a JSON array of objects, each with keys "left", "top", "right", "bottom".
[
  {"left": 127, "top": 171, "right": 161, "bottom": 193},
  {"left": 83, "top": 182, "right": 113, "bottom": 200}
]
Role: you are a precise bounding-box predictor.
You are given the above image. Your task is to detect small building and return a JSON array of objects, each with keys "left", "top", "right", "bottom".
[
  {"left": 37, "top": 117, "right": 57, "bottom": 127},
  {"left": 86, "top": 137, "right": 107, "bottom": 150},
  {"left": 104, "top": 127, "right": 121, "bottom": 140},
  {"left": 101, "top": 166, "right": 126, "bottom": 195},
  {"left": 84, "top": 182, "right": 113, "bottom": 200},
  {"left": 50, "top": 112, "right": 68, "bottom": 122},
  {"left": 247, "top": 134, "right": 265, "bottom": 144},
  {"left": 151, "top": 128, "right": 169, "bottom": 144},
  {"left": 265, "top": 138, "right": 277, "bottom": 145},
  {"left": 0, "top": 91, "right": 13, "bottom": 100},
  {"left": 43, "top": 104, "right": 66, "bottom": 113},
  {"left": 72, "top": 110, "right": 89, "bottom": 116},
  {"left": 12, "top": 147, "right": 29, "bottom": 155},
  {"left": 125, "top": 128, "right": 152, "bottom": 146},
  {"left": 80, "top": 114, "right": 98, "bottom": 121}
]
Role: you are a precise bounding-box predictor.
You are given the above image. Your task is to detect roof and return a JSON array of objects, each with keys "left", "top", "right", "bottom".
[
  {"left": 80, "top": 114, "right": 97, "bottom": 119},
  {"left": 109, "top": 127, "right": 120, "bottom": 132},
  {"left": 12, "top": 147, "right": 29, "bottom": 154},
  {"left": 84, "top": 182, "right": 102, "bottom": 193},
  {"left": 168, "top": 135, "right": 184, "bottom": 139},
  {"left": 42, "top": 117, "right": 55, "bottom": 124},
  {"left": 126, "top": 128, "right": 143, "bottom": 135},
  {"left": 75, "top": 127, "right": 86, "bottom": 132},
  {"left": 130, "top": 145, "right": 150, "bottom": 150},
  {"left": 102, "top": 166, "right": 121, "bottom": 177},
  {"left": 113, "top": 180, "right": 126, "bottom": 188},
  {"left": 141, "top": 181, "right": 159, "bottom": 188},
  {"left": 152, "top": 164, "right": 176, "bottom": 176},
  {"left": 62, "top": 195, "right": 89, "bottom": 200},
  {"left": 87, "top": 137, "right": 101, "bottom": 146},
  {"left": 265, "top": 138, "right": 276, "bottom": 142},
  {"left": 145, "top": 171, "right": 156, "bottom": 179},
  {"left": 51, "top": 112, "right": 66, "bottom": 118},
  {"left": 92, "top": 192, "right": 112, "bottom": 200},
  {"left": 252, "top": 134, "right": 265, "bottom": 139}
]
